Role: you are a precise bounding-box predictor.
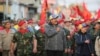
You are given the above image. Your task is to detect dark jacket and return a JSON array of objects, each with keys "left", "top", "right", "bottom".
[
  {"left": 44, "top": 24, "right": 67, "bottom": 51},
  {"left": 74, "top": 31, "right": 94, "bottom": 55}
]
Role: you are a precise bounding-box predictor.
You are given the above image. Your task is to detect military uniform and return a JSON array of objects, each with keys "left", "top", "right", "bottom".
[
  {"left": 34, "top": 30, "right": 46, "bottom": 56},
  {"left": 12, "top": 31, "right": 34, "bottom": 56},
  {"left": 89, "top": 29, "right": 100, "bottom": 56},
  {"left": 63, "top": 28, "right": 74, "bottom": 56}
]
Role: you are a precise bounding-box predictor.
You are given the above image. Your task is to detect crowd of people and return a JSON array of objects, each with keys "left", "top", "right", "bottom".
[{"left": 0, "top": 13, "right": 100, "bottom": 56}]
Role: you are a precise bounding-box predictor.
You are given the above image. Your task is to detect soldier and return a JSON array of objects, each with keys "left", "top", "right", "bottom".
[
  {"left": 63, "top": 20, "right": 75, "bottom": 56},
  {"left": 10, "top": 20, "right": 37, "bottom": 56},
  {"left": 34, "top": 29, "right": 46, "bottom": 56},
  {"left": 89, "top": 22, "right": 100, "bottom": 56},
  {"left": 27, "top": 19, "right": 35, "bottom": 33}
]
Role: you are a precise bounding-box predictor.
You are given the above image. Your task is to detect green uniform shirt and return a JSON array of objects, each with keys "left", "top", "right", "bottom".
[{"left": 12, "top": 31, "right": 34, "bottom": 56}]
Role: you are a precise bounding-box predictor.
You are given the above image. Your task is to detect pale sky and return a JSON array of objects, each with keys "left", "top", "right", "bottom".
[{"left": 57, "top": 0, "right": 100, "bottom": 11}]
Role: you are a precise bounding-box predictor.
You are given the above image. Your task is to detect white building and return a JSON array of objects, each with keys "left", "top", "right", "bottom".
[{"left": 10, "top": 0, "right": 41, "bottom": 20}]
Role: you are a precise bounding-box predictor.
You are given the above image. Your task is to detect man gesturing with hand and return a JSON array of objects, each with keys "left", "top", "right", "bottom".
[{"left": 44, "top": 14, "right": 67, "bottom": 56}]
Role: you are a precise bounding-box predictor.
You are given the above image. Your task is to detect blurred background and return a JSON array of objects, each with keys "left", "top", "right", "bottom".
[{"left": 0, "top": 0, "right": 100, "bottom": 21}]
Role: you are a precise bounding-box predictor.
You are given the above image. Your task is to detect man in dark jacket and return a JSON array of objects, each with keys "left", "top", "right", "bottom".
[
  {"left": 44, "top": 14, "right": 67, "bottom": 56},
  {"left": 74, "top": 23, "right": 94, "bottom": 56}
]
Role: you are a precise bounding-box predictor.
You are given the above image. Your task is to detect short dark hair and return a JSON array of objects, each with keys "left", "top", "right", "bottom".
[{"left": 2, "top": 20, "right": 11, "bottom": 27}]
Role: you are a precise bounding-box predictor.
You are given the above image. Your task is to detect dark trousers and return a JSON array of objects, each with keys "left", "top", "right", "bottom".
[
  {"left": 46, "top": 50, "right": 63, "bottom": 56},
  {"left": 63, "top": 53, "right": 73, "bottom": 56},
  {"left": 77, "top": 54, "right": 91, "bottom": 56},
  {"left": 14, "top": 49, "right": 17, "bottom": 56},
  {"left": 0, "top": 52, "right": 2, "bottom": 56}
]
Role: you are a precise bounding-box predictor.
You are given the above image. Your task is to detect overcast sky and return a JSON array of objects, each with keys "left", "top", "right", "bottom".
[{"left": 57, "top": 0, "right": 100, "bottom": 11}]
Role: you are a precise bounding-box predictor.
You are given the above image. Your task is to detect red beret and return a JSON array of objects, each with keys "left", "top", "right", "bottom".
[
  {"left": 28, "top": 19, "right": 33, "bottom": 24},
  {"left": 18, "top": 20, "right": 26, "bottom": 26},
  {"left": 58, "top": 19, "right": 64, "bottom": 24},
  {"left": 74, "top": 20, "right": 82, "bottom": 26}
]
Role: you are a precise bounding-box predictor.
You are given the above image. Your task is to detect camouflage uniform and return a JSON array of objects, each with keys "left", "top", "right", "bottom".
[
  {"left": 12, "top": 32, "right": 34, "bottom": 56},
  {"left": 34, "top": 30, "right": 46, "bottom": 56},
  {"left": 63, "top": 28, "right": 74, "bottom": 56}
]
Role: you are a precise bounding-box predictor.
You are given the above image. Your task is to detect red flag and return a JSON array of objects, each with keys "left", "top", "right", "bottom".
[
  {"left": 39, "top": 0, "right": 48, "bottom": 33},
  {"left": 39, "top": 0, "right": 48, "bottom": 25},
  {"left": 78, "top": 2, "right": 91, "bottom": 20},
  {"left": 70, "top": 5, "right": 81, "bottom": 19},
  {"left": 96, "top": 9, "right": 100, "bottom": 19}
]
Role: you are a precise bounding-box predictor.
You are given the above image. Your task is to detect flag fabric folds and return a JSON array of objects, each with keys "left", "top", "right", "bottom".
[
  {"left": 78, "top": 2, "right": 91, "bottom": 20},
  {"left": 39, "top": 0, "right": 48, "bottom": 33}
]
